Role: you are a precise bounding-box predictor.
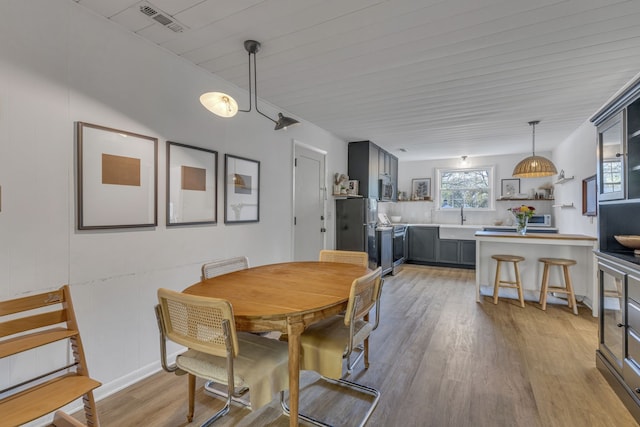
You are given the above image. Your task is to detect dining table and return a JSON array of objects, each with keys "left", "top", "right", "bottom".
[{"left": 182, "top": 260, "right": 370, "bottom": 427}]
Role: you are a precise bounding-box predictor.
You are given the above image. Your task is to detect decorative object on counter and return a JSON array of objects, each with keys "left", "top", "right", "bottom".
[
  {"left": 508, "top": 205, "right": 535, "bottom": 235},
  {"left": 346, "top": 180, "right": 359, "bottom": 195},
  {"left": 224, "top": 154, "right": 260, "bottom": 223},
  {"left": 390, "top": 215, "right": 402, "bottom": 223},
  {"left": 582, "top": 175, "right": 597, "bottom": 216},
  {"left": 512, "top": 121, "right": 558, "bottom": 178},
  {"left": 411, "top": 178, "right": 431, "bottom": 200},
  {"left": 200, "top": 40, "right": 299, "bottom": 131},
  {"left": 333, "top": 173, "right": 348, "bottom": 195},
  {"left": 501, "top": 178, "right": 520, "bottom": 197},
  {"left": 614, "top": 235, "right": 640, "bottom": 255},
  {"left": 76, "top": 121, "right": 158, "bottom": 230},
  {"left": 166, "top": 141, "right": 217, "bottom": 226}
]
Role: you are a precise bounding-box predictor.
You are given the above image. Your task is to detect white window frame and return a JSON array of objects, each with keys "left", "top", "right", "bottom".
[{"left": 434, "top": 166, "right": 495, "bottom": 211}]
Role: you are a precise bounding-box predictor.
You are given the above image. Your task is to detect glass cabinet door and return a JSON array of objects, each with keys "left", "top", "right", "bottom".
[
  {"left": 627, "top": 99, "right": 640, "bottom": 199},
  {"left": 600, "top": 262, "right": 626, "bottom": 372},
  {"left": 598, "top": 112, "right": 625, "bottom": 201}
]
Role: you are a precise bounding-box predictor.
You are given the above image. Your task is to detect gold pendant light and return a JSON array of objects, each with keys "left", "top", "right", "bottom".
[{"left": 512, "top": 120, "right": 558, "bottom": 178}]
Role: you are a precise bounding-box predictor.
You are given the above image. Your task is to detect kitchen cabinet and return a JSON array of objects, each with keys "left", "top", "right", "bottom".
[
  {"left": 596, "top": 252, "right": 640, "bottom": 422},
  {"left": 437, "top": 239, "right": 476, "bottom": 266},
  {"left": 348, "top": 140, "right": 398, "bottom": 201},
  {"left": 592, "top": 76, "right": 640, "bottom": 202},
  {"left": 407, "top": 226, "right": 475, "bottom": 268},
  {"left": 377, "top": 227, "right": 393, "bottom": 275},
  {"left": 407, "top": 226, "right": 437, "bottom": 263}
]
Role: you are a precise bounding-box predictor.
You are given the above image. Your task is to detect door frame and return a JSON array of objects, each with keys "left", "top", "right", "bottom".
[{"left": 291, "top": 139, "right": 328, "bottom": 260}]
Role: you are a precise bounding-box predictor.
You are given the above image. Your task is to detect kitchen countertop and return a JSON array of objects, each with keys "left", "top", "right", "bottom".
[{"left": 475, "top": 231, "right": 596, "bottom": 241}]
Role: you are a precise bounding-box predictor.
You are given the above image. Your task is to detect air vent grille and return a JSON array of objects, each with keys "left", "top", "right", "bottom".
[{"left": 138, "top": 3, "right": 187, "bottom": 33}]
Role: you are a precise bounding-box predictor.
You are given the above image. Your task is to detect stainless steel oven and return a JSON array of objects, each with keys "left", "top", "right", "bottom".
[{"left": 392, "top": 224, "right": 407, "bottom": 274}]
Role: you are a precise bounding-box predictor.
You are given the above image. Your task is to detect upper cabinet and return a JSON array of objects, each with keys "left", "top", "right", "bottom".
[
  {"left": 348, "top": 141, "right": 398, "bottom": 201},
  {"left": 592, "top": 78, "right": 640, "bottom": 202}
]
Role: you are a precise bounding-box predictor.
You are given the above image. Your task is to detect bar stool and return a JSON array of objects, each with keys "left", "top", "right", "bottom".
[
  {"left": 492, "top": 254, "right": 525, "bottom": 308},
  {"left": 538, "top": 257, "right": 578, "bottom": 315}
]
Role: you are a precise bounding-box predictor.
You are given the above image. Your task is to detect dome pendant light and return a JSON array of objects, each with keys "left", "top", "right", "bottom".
[{"left": 512, "top": 120, "right": 558, "bottom": 178}]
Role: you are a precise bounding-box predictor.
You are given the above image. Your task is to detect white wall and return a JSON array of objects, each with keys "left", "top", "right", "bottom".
[{"left": 0, "top": 1, "right": 346, "bottom": 421}]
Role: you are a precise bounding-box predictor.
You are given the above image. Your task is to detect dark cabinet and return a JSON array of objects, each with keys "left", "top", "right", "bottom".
[
  {"left": 437, "top": 240, "right": 459, "bottom": 264},
  {"left": 377, "top": 228, "right": 393, "bottom": 275},
  {"left": 596, "top": 252, "right": 640, "bottom": 422},
  {"left": 407, "top": 226, "right": 437, "bottom": 262},
  {"left": 348, "top": 140, "right": 398, "bottom": 201},
  {"left": 437, "top": 239, "right": 476, "bottom": 266},
  {"left": 407, "top": 226, "right": 475, "bottom": 268}
]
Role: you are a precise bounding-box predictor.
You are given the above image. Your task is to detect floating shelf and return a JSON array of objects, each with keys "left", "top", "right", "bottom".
[
  {"left": 496, "top": 198, "right": 553, "bottom": 201},
  {"left": 552, "top": 203, "right": 575, "bottom": 208},
  {"left": 555, "top": 176, "right": 575, "bottom": 185}
]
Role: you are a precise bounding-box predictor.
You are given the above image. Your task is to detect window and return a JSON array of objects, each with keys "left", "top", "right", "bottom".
[
  {"left": 436, "top": 167, "right": 494, "bottom": 210},
  {"left": 602, "top": 159, "right": 622, "bottom": 194}
]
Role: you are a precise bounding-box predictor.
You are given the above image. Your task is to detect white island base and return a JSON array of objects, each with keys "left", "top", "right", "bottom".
[{"left": 475, "top": 231, "right": 598, "bottom": 316}]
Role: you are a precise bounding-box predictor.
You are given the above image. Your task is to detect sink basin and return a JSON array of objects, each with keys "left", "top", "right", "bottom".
[{"left": 438, "top": 224, "right": 482, "bottom": 240}]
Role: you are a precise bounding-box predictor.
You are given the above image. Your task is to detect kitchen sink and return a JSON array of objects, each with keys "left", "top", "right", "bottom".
[{"left": 438, "top": 225, "right": 483, "bottom": 240}]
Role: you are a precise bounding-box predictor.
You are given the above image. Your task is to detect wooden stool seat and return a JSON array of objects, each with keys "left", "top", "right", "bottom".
[
  {"left": 538, "top": 257, "right": 578, "bottom": 315},
  {"left": 491, "top": 254, "right": 525, "bottom": 308}
]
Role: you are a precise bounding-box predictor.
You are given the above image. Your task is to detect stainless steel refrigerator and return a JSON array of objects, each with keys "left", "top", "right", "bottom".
[{"left": 335, "top": 198, "right": 378, "bottom": 269}]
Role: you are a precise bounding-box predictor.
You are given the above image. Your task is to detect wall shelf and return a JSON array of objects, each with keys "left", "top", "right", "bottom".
[
  {"left": 555, "top": 176, "right": 575, "bottom": 185},
  {"left": 552, "top": 203, "right": 575, "bottom": 208}
]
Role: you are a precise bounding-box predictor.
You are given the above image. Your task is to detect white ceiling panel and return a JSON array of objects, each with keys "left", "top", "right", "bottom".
[{"left": 73, "top": 0, "right": 640, "bottom": 160}]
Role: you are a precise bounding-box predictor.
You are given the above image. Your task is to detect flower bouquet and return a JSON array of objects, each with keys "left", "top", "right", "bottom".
[{"left": 508, "top": 205, "right": 535, "bottom": 235}]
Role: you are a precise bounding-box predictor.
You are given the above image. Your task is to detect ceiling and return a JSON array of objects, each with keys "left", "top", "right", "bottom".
[{"left": 74, "top": 0, "right": 640, "bottom": 161}]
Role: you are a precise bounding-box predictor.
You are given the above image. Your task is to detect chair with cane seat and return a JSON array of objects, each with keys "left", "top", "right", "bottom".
[
  {"left": 201, "top": 256, "right": 249, "bottom": 280},
  {"left": 155, "top": 288, "right": 289, "bottom": 426},
  {"left": 319, "top": 250, "right": 368, "bottom": 268},
  {"left": 282, "top": 267, "right": 383, "bottom": 427}
]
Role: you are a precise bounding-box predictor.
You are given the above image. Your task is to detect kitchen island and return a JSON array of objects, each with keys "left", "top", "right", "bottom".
[{"left": 475, "top": 231, "right": 598, "bottom": 316}]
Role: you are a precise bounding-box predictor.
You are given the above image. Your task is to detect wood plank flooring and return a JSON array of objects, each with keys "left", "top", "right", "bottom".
[{"left": 68, "top": 265, "right": 639, "bottom": 427}]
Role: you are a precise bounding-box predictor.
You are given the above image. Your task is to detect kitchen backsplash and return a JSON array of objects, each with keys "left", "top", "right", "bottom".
[{"left": 378, "top": 200, "right": 553, "bottom": 226}]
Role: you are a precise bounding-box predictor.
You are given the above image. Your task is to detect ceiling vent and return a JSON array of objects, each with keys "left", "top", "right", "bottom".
[{"left": 138, "top": 3, "right": 188, "bottom": 33}]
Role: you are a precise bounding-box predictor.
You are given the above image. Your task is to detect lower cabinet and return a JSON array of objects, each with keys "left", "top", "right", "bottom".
[
  {"left": 407, "top": 226, "right": 475, "bottom": 268},
  {"left": 596, "top": 252, "right": 640, "bottom": 422},
  {"left": 407, "top": 226, "right": 437, "bottom": 263}
]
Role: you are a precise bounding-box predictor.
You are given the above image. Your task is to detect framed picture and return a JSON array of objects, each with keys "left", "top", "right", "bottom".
[
  {"left": 166, "top": 142, "right": 217, "bottom": 226},
  {"left": 346, "top": 180, "right": 359, "bottom": 195},
  {"left": 501, "top": 178, "right": 520, "bottom": 197},
  {"left": 224, "top": 154, "right": 260, "bottom": 223},
  {"left": 76, "top": 122, "right": 157, "bottom": 230},
  {"left": 411, "top": 178, "right": 431, "bottom": 199},
  {"left": 582, "top": 175, "right": 597, "bottom": 216}
]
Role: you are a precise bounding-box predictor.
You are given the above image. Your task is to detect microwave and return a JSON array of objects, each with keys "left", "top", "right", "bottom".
[
  {"left": 379, "top": 177, "right": 394, "bottom": 201},
  {"left": 528, "top": 214, "right": 552, "bottom": 227}
]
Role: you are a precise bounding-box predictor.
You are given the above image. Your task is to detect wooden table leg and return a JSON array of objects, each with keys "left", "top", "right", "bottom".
[{"left": 287, "top": 316, "right": 304, "bottom": 427}]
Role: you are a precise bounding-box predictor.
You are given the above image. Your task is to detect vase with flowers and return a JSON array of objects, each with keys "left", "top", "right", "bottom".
[{"left": 509, "top": 205, "right": 535, "bottom": 235}]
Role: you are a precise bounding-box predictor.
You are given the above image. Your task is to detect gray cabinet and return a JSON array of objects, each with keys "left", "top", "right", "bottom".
[
  {"left": 377, "top": 228, "right": 393, "bottom": 275},
  {"left": 407, "top": 226, "right": 476, "bottom": 268},
  {"left": 596, "top": 252, "right": 640, "bottom": 421},
  {"left": 437, "top": 239, "right": 476, "bottom": 266},
  {"left": 407, "top": 226, "right": 437, "bottom": 262},
  {"left": 348, "top": 140, "right": 398, "bottom": 201}
]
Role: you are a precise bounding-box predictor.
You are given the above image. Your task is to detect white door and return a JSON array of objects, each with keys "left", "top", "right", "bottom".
[{"left": 293, "top": 142, "right": 326, "bottom": 261}]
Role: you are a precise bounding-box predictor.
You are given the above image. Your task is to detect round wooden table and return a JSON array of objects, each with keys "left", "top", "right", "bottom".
[{"left": 183, "top": 261, "right": 369, "bottom": 427}]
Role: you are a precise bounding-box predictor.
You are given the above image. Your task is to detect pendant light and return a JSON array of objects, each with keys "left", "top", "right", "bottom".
[
  {"left": 200, "top": 40, "right": 299, "bottom": 131},
  {"left": 512, "top": 120, "right": 558, "bottom": 178}
]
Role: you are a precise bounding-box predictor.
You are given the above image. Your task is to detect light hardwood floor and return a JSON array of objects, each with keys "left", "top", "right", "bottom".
[{"left": 70, "top": 265, "right": 639, "bottom": 427}]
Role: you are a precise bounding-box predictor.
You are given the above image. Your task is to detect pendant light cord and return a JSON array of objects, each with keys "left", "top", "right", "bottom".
[{"left": 529, "top": 120, "right": 539, "bottom": 156}]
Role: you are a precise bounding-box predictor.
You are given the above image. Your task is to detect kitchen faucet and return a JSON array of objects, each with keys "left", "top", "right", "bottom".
[{"left": 461, "top": 204, "right": 466, "bottom": 225}]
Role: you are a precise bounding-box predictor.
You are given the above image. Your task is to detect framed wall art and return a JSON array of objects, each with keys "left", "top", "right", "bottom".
[
  {"left": 411, "top": 178, "right": 431, "bottom": 200},
  {"left": 224, "top": 154, "right": 260, "bottom": 223},
  {"left": 76, "top": 122, "right": 157, "bottom": 230},
  {"left": 346, "top": 180, "right": 359, "bottom": 195},
  {"left": 166, "top": 141, "right": 218, "bottom": 226},
  {"left": 501, "top": 178, "right": 520, "bottom": 198}
]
